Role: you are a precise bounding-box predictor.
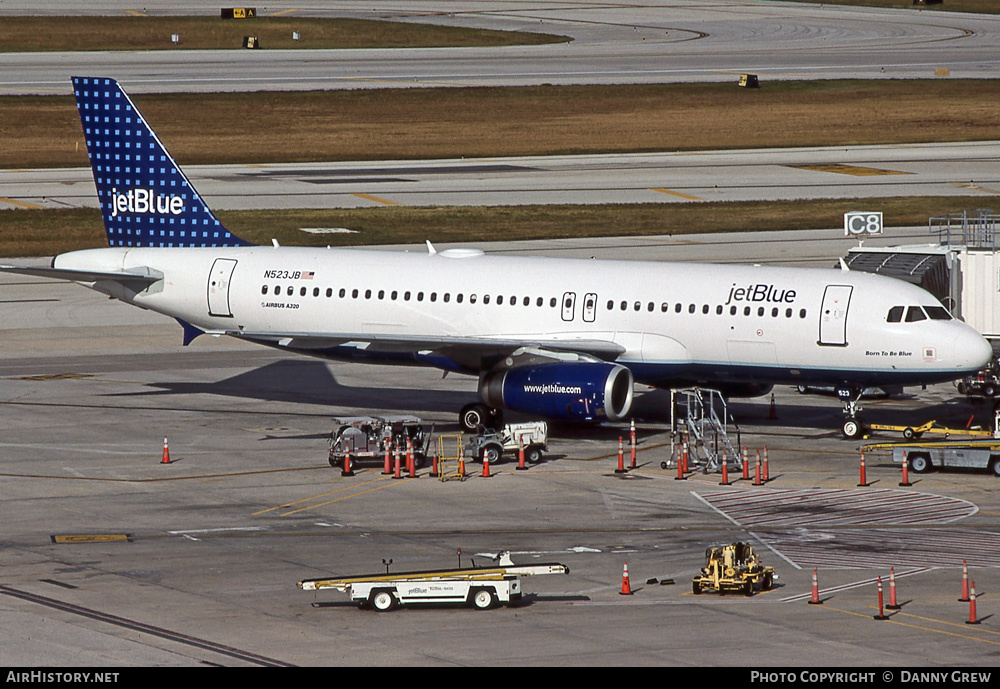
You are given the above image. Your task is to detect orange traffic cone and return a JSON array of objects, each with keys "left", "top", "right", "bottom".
[
  {"left": 481, "top": 449, "right": 492, "bottom": 478},
  {"left": 620, "top": 562, "right": 633, "bottom": 595},
  {"left": 161, "top": 436, "right": 171, "bottom": 464}
]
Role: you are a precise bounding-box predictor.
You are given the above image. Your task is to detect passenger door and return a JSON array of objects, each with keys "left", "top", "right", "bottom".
[{"left": 818, "top": 285, "right": 852, "bottom": 346}]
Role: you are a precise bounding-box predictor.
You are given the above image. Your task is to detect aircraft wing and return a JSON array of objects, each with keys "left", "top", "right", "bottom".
[
  {"left": 227, "top": 329, "right": 626, "bottom": 371},
  {"left": 0, "top": 264, "right": 162, "bottom": 286}
]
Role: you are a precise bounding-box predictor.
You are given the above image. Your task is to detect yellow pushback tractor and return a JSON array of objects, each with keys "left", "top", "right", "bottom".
[{"left": 692, "top": 542, "right": 775, "bottom": 596}]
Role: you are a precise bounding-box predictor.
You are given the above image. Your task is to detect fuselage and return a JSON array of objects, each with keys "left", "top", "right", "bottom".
[{"left": 54, "top": 244, "right": 993, "bottom": 390}]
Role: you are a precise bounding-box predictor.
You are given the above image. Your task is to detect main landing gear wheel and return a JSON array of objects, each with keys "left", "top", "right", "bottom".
[{"left": 459, "top": 403, "right": 502, "bottom": 433}]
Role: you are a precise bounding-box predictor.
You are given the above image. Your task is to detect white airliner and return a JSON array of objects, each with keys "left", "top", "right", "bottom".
[{"left": 2, "top": 77, "right": 992, "bottom": 438}]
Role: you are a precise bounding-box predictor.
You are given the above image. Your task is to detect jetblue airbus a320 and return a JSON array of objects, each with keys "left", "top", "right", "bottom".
[{"left": 2, "top": 77, "right": 992, "bottom": 439}]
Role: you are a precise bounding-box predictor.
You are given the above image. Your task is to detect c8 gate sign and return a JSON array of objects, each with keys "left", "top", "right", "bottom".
[{"left": 844, "top": 211, "right": 883, "bottom": 236}]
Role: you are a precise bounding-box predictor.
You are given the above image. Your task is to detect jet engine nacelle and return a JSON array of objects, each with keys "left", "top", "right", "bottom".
[{"left": 481, "top": 362, "right": 634, "bottom": 422}]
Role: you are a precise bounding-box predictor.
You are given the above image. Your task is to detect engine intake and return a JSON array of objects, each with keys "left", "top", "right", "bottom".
[{"left": 481, "top": 362, "right": 633, "bottom": 422}]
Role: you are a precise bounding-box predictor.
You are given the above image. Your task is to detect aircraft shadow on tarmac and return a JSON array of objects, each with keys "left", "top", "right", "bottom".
[{"left": 107, "top": 359, "right": 471, "bottom": 416}]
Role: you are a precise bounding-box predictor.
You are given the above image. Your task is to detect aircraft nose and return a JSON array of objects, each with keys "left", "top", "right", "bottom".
[{"left": 962, "top": 329, "right": 994, "bottom": 372}]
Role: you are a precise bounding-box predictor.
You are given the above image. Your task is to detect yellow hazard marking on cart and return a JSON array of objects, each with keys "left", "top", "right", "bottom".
[
  {"left": 790, "top": 164, "right": 910, "bottom": 176},
  {"left": 51, "top": 534, "right": 131, "bottom": 544}
]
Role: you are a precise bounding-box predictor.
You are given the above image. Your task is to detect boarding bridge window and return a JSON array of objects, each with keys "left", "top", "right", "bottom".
[
  {"left": 887, "top": 306, "right": 904, "bottom": 323},
  {"left": 906, "top": 306, "right": 927, "bottom": 322},
  {"left": 925, "top": 306, "right": 952, "bottom": 320}
]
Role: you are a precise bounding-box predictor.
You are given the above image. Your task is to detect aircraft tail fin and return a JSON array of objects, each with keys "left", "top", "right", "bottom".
[{"left": 72, "top": 76, "right": 253, "bottom": 248}]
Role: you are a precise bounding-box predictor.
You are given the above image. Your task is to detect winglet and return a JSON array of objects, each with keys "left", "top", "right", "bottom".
[{"left": 426, "top": 240, "right": 437, "bottom": 255}]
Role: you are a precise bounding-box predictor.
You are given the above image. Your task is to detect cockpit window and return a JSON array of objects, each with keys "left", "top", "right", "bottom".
[
  {"left": 925, "top": 306, "right": 952, "bottom": 321},
  {"left": 886, "top": 306, "right": 904, "bottom": 323},
  {"left": 905, "top": 306, "right": 927, "bottom": 322}
]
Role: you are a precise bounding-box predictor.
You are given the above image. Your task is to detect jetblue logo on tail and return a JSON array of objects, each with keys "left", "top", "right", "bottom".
[
  {"left": 110, "top": 188, "right": 184, "bottom": 218},
  {"left": 72, "top": 77, "right": 252, "bottom": 248}
]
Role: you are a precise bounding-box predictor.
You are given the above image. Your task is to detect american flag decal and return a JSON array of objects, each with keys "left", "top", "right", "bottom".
[{"left": 302, "top": 271, "right": 314, "bottom": 280}]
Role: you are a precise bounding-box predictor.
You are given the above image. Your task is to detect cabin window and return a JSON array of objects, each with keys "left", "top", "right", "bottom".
[
  {"left": 730, "top": 306, "right": 737, "bottom": 316},
  {"left": 744, "top": 306, "right": 751, "bottom": 316},
  {"left": 524, "top": 296, "right": 531, "bottom": 307},
  {"left": 429, "top": 292, "right": 438, "bottom": 303},
  {"left": 550, "top": 297, "right": 557, "bottom": 308},
  {"left": 391, "top": 290, "right": 397, "bottom": 300},
  {"left": 326, "top": 288, "right": 333, "bottom": 298},
  {"left": 634, "top": 302, "right": 641, "bottom": 312},
  {"left": 288, "top": 286, "right": 295, "bottom": 296},
  {"left": 648, "top": 302, "right": 654, "bottom": 312},
  {"left": 887, "top": 306, "right": 904, "bottom": 322},
  {"left": 785, "top": 308, "right": 792, "bottom": 318},
  {"left": 352, "top": 289, "right": 358, "bottom": 299},
  {"left": 497, "top": 295, "right": 505, "bottom": 305},
  {"left": 378, "top": 290, "right": 385, "bottom": 300},
  {"left": 771, "top": 307, "right": 778, "bottom": 317},
  {"left": 621, "top": 301, "right": 628, "bottom": 311},
  {"left": 661, "top": 303, "right": 668, "bottom": 313},
  {"left": 716, "top": 305, "right": 723, "bottom": 315},
  {"left": 261, "top": 285, "right": 268, "bottom": 295},
  {"left": 799, "top": 309, "right": 807, "bottom": 318},
  {"left": 607, "top": 300, "right": 614, "bottom": 310},
  {"left": 536, "top": 297, "right": 543, "bottom": 307},
  {"left": 299, "top": 287, "right": 306, "bottom": 297},
  {"left": 470, "top": 294, "right": 477, "bottom": 304},
  {"left": 456, "top": 294, "right": 463, "bottom": 303},
  {"left": 688, "top": 304, "right": 696, "bottom": 314},
  {"left": 675, "top": 303, "right": 682, "bottom": 314},
  {"left": 404, "top": 291, "right": 411, "bottom": 301},
  {"left": 417, "top": 292, "right": 424, "bottom": 302},
  {"left": 364, "top": 289, "right": 371, "bottom": 299},
  {"left": 484, "top": 295, "right": 491, "bottom": 305},
  {"left": 313, "top": 287, "right": 320, "bottom": 297},
  {"left": 703, "top": 305, "right": 710, "bottom": 314}
]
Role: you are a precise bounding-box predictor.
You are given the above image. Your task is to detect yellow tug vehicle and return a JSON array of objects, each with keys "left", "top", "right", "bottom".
[{"left": 692, "top": 542, "right": 775, "bottom": 596}]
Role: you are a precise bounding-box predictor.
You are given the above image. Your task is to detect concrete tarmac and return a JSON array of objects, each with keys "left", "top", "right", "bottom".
[{"left": 2, "top": 232, "right": 999, "bottom": 667}]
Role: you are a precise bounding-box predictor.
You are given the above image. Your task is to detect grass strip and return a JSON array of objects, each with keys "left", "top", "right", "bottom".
[
  {"left": 0, "top": 15, "right": 568, "bottom": 52},
  {"left": 4, "top": 80, "right": 998, "bottom": 170}
]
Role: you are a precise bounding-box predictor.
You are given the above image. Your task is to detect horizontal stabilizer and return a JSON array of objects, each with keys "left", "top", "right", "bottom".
[{"left": 0, "top": 264, "right": 161, "bottom": 285}]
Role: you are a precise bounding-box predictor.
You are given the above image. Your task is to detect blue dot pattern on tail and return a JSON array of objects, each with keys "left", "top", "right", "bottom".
[{"left": 72, "top": 76, "right": 252, "bottom": 248}]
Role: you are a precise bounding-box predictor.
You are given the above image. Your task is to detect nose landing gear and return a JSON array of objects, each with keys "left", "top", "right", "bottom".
[{"left": 838, "top": 387, "right": 868, "bottom": 439}]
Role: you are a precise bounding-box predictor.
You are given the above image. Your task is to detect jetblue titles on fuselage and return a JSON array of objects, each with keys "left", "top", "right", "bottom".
[{"left": 725, "top": 283, "right": 797, "bottom": 306}]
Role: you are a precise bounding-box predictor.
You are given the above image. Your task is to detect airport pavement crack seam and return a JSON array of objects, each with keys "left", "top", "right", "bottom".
[{"left": 694, "top": 488, "right": 998, "bottom": 569}]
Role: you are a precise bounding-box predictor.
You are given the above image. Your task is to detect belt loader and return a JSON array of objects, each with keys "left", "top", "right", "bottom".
[{"left": 298, "top": 551, "right": 569, "bottom": 612}]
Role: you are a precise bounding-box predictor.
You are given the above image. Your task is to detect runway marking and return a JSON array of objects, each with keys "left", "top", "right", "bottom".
[
  {"left": 351, "top": 192, "right": 401, "bottom": 206},
  {"left": 0, "top": 197, "right": 42, "bottom": 209},
  {"left": 650, "top": 187, "right": 704, "bottom": 201},
  {"left": 252, "top": 476, "right": 390, "bottom": 516},
  {"left": 281, "top": 478, "right": 414, "bottom": 516},
  {"left": 789, "top": 164, "right": 910, "bottom": 176},
  {"left": 695, "top": 488, "right": 997, "bottom": 569}
]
